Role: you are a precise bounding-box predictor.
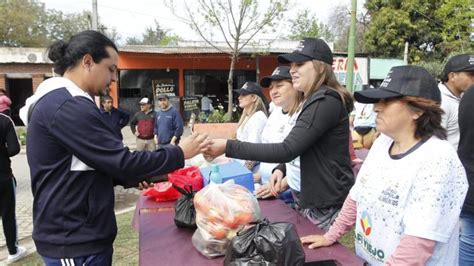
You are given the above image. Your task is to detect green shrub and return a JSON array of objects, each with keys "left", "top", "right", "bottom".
[
  {"left": 16, "top": 127, "right": 26, "bottom": 146},
  {"left": 207, "top": 109, "right": 226, "bottom": 123}
]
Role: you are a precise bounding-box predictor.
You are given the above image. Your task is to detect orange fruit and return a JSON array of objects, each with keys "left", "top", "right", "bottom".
[{"left": 235, "top": 212, "right": 253, "bottom": 225}]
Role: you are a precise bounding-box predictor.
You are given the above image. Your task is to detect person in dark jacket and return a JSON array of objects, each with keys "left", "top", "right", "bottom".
[
  {"left": 458, "top": 84, "right": 474, "bottom": 265},
  {"left": 154, "top": 94, "right": 183, "bottom": 146},
  {"left": 206, "top": 38, "right": 355, "bottom": 231},
  {"left": 99, "top": 95, "right": 129, "bottom": 140},
  {"left": 0, "top": 114, "right": 27, "bottom": 263},
  {"left": 19, "top": 30, "right": 210, "bottom": 265}
]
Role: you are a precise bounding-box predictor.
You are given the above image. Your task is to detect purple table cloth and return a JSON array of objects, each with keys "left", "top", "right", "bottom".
[{"left": 135, "top": 195, "right": 364, "bottom": 266}]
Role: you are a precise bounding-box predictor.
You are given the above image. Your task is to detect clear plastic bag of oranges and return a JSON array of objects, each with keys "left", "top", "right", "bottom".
[{"left": 192, "top": 181, "right": 261, "bottom": 258}]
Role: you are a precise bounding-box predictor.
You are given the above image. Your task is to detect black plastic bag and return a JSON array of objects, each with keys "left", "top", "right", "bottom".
[
  {"left": 173, "top": 185, "right": 197, "bottom": 228},
  {"left": 224, "top": 218, "right": 305, "bottom": 266}
]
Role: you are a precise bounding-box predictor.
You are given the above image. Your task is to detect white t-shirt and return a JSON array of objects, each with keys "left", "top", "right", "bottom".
[
  {"left": 439, "top": 83, "right": 461, "bottom": 149},
  {"left": 350, "top": 134, "right": 467, "bottom": 265},
  {"left": 201, "top": 96, "right": 212, "bottom": 111},
  {"left": 268, "top": 101, "right": 276, "bottom": 114},
  {"left": 236, "top": 110, "right": 267, "bottom": 167},
  {"left": 256, "top": 107, "right": 301, "bottom": 186},
  {"left": 284, "top": 109, "right": 301, "bottom": 192},
  {"left": 259, "top": 107, "right": 290, "bottom": 183},
  {"left": 353, "top": 102, "right": 376, "bottom": 128}
]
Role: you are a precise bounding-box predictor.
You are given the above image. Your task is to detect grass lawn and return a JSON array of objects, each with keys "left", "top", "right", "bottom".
[
  {"left": 11, "top": 211, "right": 138, "bottom": 265},
  {"left": 12, "top": 211, "right": 355, "bottom": 265}
]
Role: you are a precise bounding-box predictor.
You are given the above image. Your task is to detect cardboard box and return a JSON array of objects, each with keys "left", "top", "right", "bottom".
[{"left": 200, "top": 161, "right": 255, "bottom": 192}]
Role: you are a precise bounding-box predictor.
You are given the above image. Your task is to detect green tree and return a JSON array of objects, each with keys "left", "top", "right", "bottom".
[
  {"left": 125, "top": 20, "right": 181, "bottom": 46},
  {"left": 327, "top": 4, "right": 368, "bottom": 53},
  {"left": 167, "top": 0, "right": 289, "bottom": 119},
  {"left": 0, "top": 0, "right": 49, "bottom": 47},
  {"left": 98, "top": 25, "right": 121, "bottom": 44},
  {"left": 47, "top": 10, "right": 90, "bottom": 42},
  {"left": 364, "top": 0, "right": 473, "bottom": 62},
  {"left": 435, "top": 0, "right": 474, "bottom": 55},
  {"left": 287, "top": 10, "right": 333, "bottom": 41},
  {"left": 0, "top": 0, "right": 121, "bottom": 47}
]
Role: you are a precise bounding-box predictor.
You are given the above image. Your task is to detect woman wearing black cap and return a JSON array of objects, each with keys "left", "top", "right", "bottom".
[
  {"left": 254, "top": 66, "right": 304, "bottom": 200},
  {"left": 233, "top": 81, "right": 268, "bottom": 171},
  {"left": 301, "top": 65, "right": 467, "bottom": 265},
  {"left": 206, "top": 38, "right": 355, "bottom": 231}
]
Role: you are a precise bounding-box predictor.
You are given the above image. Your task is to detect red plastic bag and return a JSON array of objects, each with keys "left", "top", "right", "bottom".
[
  {"left": 168, "top": 166, "right": 204, "bottom": 191},
  {"left": 143, "top": 182, "right": 180, "bottom": 202}
]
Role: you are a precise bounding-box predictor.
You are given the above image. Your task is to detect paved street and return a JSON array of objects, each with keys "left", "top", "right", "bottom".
[{"left": 0, "top": 125, "right": 193, "bottom": 262}]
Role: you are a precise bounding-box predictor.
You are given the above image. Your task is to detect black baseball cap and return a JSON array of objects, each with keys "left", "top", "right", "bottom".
[
  {"left": 234, "top": 81, "right": 263, "bottom": 96},
  {"left": 441, "top": 54, "right": 474, "bottom": 82},
  {"left": 260, "top": 66, "right": 292, "bottom": 87},
  {"left": 354, "top": 65, "right": 441, "bottom": 103},
  {"left": 278, "top": 38, "right": 333, "bottom": 65},
  {"left": 234, "top": 81, "right": 268, "bottom": 108}
]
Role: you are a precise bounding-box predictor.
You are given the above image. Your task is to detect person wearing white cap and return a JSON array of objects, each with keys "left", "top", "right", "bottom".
[{"left": 129, "top": 97, "right": 156, "bottom": 151}]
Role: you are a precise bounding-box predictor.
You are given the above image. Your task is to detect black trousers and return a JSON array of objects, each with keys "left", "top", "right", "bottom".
[{"left": 0, "top": 177, "right": 18, "bottom": 255}]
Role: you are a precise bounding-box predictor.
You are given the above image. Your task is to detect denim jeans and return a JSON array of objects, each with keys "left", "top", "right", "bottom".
[
  {"left": 460, "top": 210, "right": 474, "bottom": 266},
  {"left": 41, "top": 247, "right": 113, "bottom": 266}
]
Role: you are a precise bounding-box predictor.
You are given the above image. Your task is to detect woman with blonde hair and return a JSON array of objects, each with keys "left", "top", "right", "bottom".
[
  {"left": 233, "top": 81, "right": 268, "bottom": 171},
  {"left": 206, "top": 38, "right": 355, "bottom": 231}
]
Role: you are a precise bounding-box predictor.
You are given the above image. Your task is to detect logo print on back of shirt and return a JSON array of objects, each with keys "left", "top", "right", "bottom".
[{"left": 360, "top": 211, "right": 372, "bottom": 236}]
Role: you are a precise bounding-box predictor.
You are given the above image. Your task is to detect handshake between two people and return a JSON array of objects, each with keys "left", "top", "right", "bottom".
[
  {"left": 137, "top": 134, "right": 228, "bottom": 190},
  {"left": 178, "top": 133, "right": 228, "bottom": 160}
]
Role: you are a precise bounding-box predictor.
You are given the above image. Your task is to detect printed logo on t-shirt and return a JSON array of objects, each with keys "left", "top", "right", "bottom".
[
  {"left": 356, "top": 211, "right": 386, "bottom": 263},
  {"left": 360, "top": 211, "right": 372, "bottom": 236},
  {"left": 378, "top": 187, "right": 400, "bottom": 206}
]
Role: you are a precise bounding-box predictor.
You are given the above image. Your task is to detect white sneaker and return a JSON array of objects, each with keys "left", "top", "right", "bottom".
[{"left": 7, "top": 246, "right": 27, "bottom": 263}]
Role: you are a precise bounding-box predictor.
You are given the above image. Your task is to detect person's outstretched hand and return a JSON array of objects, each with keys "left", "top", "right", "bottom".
[
  {"left": 137, "top": 181, "right": 153, "bottom": 190},
  {"left": 300, "top": 234, "right": 334, "bottom": 249},
  {"left": 178, "top": 133, "right": 211, "bottom": 159},
  {"left": 203, "top": 139, "right": 227, "bottom": 160},
  {"left": 255, "top": 183, "right": 274, "bottom": 199},
  {"left": 268, "top": 170, "right": 284, "bottom": 196}
]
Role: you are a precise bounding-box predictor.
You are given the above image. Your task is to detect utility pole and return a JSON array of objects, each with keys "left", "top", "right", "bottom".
[
  {"left": 346, "top": 0, "right": 357, "bottom": 93},
  {"left": 92, "top": 0, "right": 98, "bottom": 30},
  {"left": 92, "top": 0, "right": 100, "bottom": 107},
  {"left": 403, "top": 41, "right": 409, "bottom": 65}
]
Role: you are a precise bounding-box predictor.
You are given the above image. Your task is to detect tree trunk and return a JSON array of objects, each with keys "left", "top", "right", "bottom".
[{"left": 226, "top": 54, "right": 237, "bottom": 121}]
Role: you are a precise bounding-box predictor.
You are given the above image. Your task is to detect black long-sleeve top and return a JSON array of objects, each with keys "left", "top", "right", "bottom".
[
  {"left": 0, "top": 114, "right": 20, "bottom": 181},
  {"left": 226, "top": 86, "right": 354, "bottom": 209},
  {"left": 459, "top": 85, "right": 474, "bottom": 213}
]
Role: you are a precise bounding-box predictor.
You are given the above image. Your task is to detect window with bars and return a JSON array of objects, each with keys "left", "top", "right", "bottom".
[{"left": 183, "top": 69, "right": 255, "bottom": 111}]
